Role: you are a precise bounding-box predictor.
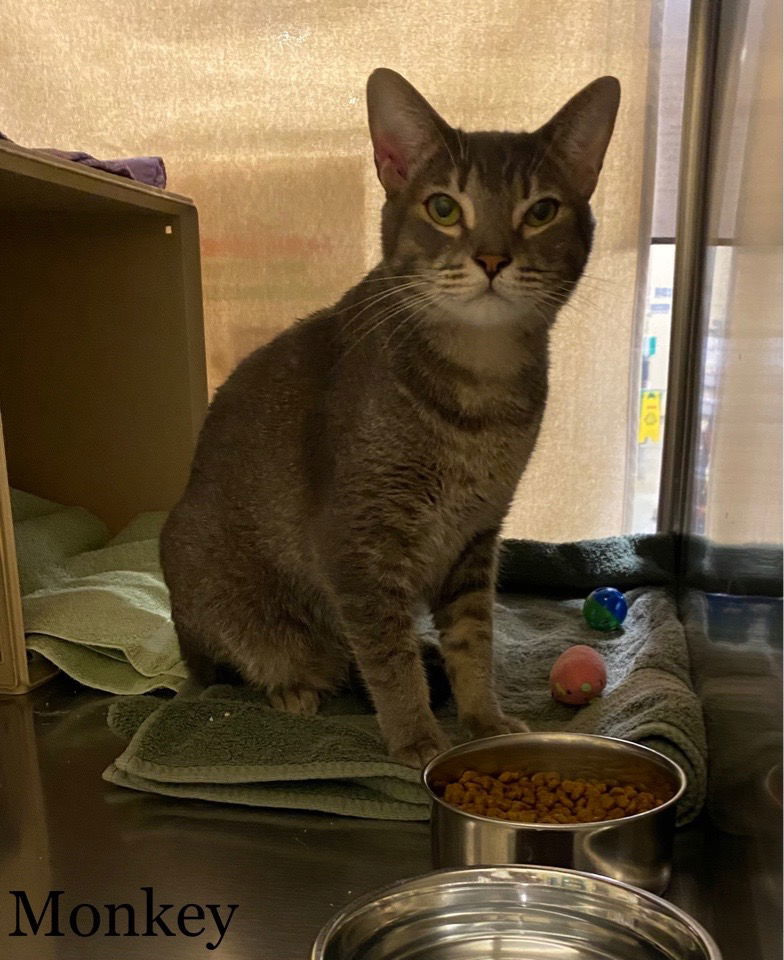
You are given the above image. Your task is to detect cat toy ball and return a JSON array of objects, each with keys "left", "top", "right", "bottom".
[
  {"left": 582, "top": 586, "right": 628, "bottom": 631},
  {"left": 550, "top": 644, "right": 607, "bottom": 706}
]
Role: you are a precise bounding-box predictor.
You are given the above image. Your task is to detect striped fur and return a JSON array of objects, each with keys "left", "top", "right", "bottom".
[{"left": 160, "top": 70, "right": 619, "bottom": 766}]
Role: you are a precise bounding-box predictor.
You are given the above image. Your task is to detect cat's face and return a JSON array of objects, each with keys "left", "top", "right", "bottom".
[{"left": 367, "top": 70, "right": 620, "bottom": 329}]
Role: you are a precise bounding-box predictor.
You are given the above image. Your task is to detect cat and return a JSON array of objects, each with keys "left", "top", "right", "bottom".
[{"left": 160, "top": 68, "right": 620, "bottom": 767}]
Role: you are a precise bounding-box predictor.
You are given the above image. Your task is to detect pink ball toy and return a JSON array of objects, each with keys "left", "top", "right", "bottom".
[{"left": 549, "top": 644, "right": 607, "bottom": 706}]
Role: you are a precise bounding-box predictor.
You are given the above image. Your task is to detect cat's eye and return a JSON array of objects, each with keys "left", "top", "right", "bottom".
[
  {"left": 425, "top": 193, "right": 462, "bottom": 227},
  {"left": 524, "top": 198, "right": 560, "bottom": 228}
]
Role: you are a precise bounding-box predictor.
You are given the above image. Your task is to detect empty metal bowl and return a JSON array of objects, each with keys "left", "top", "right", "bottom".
[
  {"left": 310, "top": 866, "right": 721, "bottom": 959},
  {"left": 424, "top": 732, "right": 686, "bottom": 894}
]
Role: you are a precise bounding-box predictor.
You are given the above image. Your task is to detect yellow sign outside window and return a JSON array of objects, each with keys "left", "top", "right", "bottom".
[{"left": 638, "top": 390, "right": 663, "bottom": 444}]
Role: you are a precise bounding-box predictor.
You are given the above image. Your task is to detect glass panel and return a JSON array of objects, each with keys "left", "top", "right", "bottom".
[
  {"left": 628, "top": 0, "right": 691, "bottom": 534},
  {"left": 631, "top": 242, "right": 675, "bottom": 533},
  {"left": 690, "top": 0, "right": 782, "bottom": 547}
]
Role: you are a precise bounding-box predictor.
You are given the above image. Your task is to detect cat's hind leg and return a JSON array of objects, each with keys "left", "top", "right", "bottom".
[
  {"left": 213, "top": 567, "right": 350, "bottom": 715},
  {"left": 167, "top": 563, "right": 347, "bottom": 714}
]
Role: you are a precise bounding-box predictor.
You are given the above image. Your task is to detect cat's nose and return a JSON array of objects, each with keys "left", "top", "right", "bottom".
[{"left": 473, "top": 254, "right": 511, "bottom": 278}]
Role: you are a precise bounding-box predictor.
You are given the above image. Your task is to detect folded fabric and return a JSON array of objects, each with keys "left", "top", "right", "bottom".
[
  {"left": 11, "top": 489, "right": 109, "bottom": 594},
  {"left": 0, "top": 132, "right": 166, "bottom": 188},
  {"left": 13, "top": 497, "right": 186, "bottom": 695},
  {"left": 104, "top": 588, "right": 707, "bottom": 825},
  {"left": 11, "top": 490, "right": 706, "bottom": 822},
  {"left": 498, "top": 533, "right": 675, "bottom": 595}
]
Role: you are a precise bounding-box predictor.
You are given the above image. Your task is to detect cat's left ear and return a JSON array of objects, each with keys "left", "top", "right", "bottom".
[
  {"left": 538, "top": 76, "right": 621, "bottom": 199},
  {"left": 367, "top": 68, "right": 454, "bottom": 196}
]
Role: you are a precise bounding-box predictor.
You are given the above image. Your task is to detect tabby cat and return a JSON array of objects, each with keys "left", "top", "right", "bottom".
[{"left": 160, "top": 69, "right": 620, "bottom": 767}]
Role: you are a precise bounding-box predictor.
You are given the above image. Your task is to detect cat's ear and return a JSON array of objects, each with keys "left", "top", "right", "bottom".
[
  {"left": 538, "top": 76, "right": 620, "bottom": 199},
  {"left": 366, "top": 68, "right": 453, "bottom": 195}
]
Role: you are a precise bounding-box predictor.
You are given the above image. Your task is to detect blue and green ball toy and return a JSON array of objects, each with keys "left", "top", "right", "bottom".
[{"left": 583, "top": 587, "right": 628, "bottom": 631}]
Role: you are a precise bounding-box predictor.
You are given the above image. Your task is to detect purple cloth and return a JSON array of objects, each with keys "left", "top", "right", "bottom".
[{"left": 0, "top": 131, "right": 166, "bottom": 188}]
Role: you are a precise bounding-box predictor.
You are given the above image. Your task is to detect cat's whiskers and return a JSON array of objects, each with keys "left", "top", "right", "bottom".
[
  {"left": 531, "top": 288, "right": 605, "bottom": 322},
  {"left": 511, "top": 279, "right": 547, "bottom": 293},
  {"left": 375, "top": 290, "right": 444, "bottom": 345},
  {"left": 562, "top": 274, "right": 623, "bottom": 306},
  {"left": 337, "top": 288, "right": 442, "bottom": 363},
  {"left": 356, "top": 272, "right": 431, "bottom": 283},
  {"left": 342, "top": 277, "right": 430, "bottom": 311},
  {"left": 437, "top": 281, "right": 475, "bottom": 296},
  {"left": 531, "top": 293, "right": 588, "bottom": 319},
  {"left": 338, "top": 280, "right": 432, "bottom": 332},
  {"left": 340, "top": 296, "right": 434, "bottom": 364},
  {"left": 383, "top": 292, "right": 446, "bottom": 354},
  {"left": 527, "top": 301, "right": 558, "bottom": 328},
  {"left": 548, "top": 287, "right": 608, "bottom": 316},
  {"left": 535, "top": 279, "right": 606, "bottom": 310},
  {"left": 578, "top": 272, "right": 623, "bottom": 289},
  {"left": 334, "top": 274, "right": 432, "bottom": 319}
]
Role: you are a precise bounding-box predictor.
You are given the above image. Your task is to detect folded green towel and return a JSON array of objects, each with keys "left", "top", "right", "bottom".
[
  {"left": 104, "top": 588, "right": 706, "bottom": 825},
  {"left": 15, "top": 499, "right": 186, "bottom": 694},
  {"left": 11, "top": 489, "right": 110, "bottom": 594}
]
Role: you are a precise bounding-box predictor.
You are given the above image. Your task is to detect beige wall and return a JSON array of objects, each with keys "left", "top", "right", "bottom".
[{"left": 1, "top": 0, "right": 658, "bottom": 540}]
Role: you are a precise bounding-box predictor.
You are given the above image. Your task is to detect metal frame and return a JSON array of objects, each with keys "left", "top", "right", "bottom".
[{"left": 657, "top": 0, "right": 722, "bottom": 549}]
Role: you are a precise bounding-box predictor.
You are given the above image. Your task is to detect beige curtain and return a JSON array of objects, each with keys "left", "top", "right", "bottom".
[
  {"left": 1, "top": 0, "right": 657, "bottom": 541},
  {"left": 700, "top": 0, "right": 782, "bottom": 545}
]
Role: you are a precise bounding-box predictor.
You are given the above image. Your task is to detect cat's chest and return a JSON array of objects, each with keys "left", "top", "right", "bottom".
[
  {"left": 439, "top": 438, "right": 518, "bottom": 508},
  {"left": 419, "top": 432, "right": 525, "bottom": 542}
]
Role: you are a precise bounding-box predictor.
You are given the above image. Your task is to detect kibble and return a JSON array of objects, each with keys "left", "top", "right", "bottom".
[{"left": 436, "top": 769, "right": 671, "bottom": 824}]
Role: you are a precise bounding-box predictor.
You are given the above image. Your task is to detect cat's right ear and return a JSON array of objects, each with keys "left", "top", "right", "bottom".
[{"left": 367, "top": 68, "right": 452, "bottom": 196}]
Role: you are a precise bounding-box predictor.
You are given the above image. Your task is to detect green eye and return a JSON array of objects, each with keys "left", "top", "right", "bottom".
[
  {"left": 426, "top": 193, "right": 461, "bottom": 226},
  {"left": 524, "top": 198, "right": 560, "bottom": 228}
]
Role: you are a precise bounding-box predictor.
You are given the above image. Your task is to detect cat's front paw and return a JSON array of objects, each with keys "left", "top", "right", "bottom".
[
  {"left": 463, "top": 712, "right": 529, "bottom": 740},
  {"left": 391, "top": 731, "right": 450, "bottom": 769}
]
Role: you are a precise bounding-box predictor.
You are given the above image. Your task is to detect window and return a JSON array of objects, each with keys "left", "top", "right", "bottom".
[{"left": 628, "top": 0, "right": 692, "bottom": 534}]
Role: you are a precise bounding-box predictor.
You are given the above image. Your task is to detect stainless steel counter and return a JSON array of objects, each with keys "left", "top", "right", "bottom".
[{"left": 1, "top": 659, "right": 779, "bottom": 960}]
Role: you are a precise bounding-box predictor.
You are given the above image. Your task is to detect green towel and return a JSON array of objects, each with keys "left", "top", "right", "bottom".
[
  {"left": 11, "top": 490, "right": 706, "bottom": 823},
  {"left": 104, "top": 588, "right": 707, "bottom": 825},
  {"left": 13, "top": 496, "right": 186, "bottom": 694},
  {"left": 11, "top": 489, "right": 110, "bottom": 594}
]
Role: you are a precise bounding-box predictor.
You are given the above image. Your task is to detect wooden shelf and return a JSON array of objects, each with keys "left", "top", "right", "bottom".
[{"left": 0, "top": 142, "right": 208, "bottom": 694}]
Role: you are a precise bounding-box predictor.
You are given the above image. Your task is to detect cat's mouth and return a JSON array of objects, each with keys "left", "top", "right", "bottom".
[{"left": 468, "top": 287, "right": 509, "bottom": 303}]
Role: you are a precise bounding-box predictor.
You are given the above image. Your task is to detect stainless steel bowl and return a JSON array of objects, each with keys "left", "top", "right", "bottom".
[
  {"left": 424, "top": 732, "right": 686, "bottom": 894},
  {"left": 310, "top": 866, "right": 721, "bottom": 959}
]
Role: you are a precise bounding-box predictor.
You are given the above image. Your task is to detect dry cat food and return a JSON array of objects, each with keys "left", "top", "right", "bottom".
[{"left": 436, "top": 769, "right": 672, "bottom": 824}]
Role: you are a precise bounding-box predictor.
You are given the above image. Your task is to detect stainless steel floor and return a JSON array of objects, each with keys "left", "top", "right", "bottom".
[{"left": 0, "top": 664, "right": 780, "bottom": 960}]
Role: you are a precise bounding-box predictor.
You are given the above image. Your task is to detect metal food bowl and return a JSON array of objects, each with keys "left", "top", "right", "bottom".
[
  {"left": 424, "top": 732, "right": 686, "bottom": 894},
  {"left": 310, "top": 866, "right": 721, "bottom": 959}
]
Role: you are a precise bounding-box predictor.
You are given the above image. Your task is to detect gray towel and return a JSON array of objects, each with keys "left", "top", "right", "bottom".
[
  {"left": 104, "top": 588, "right": 706, "bottom": 825},
  {"left": 498, "top": 534, "right": 675, "bottom": 594}
]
